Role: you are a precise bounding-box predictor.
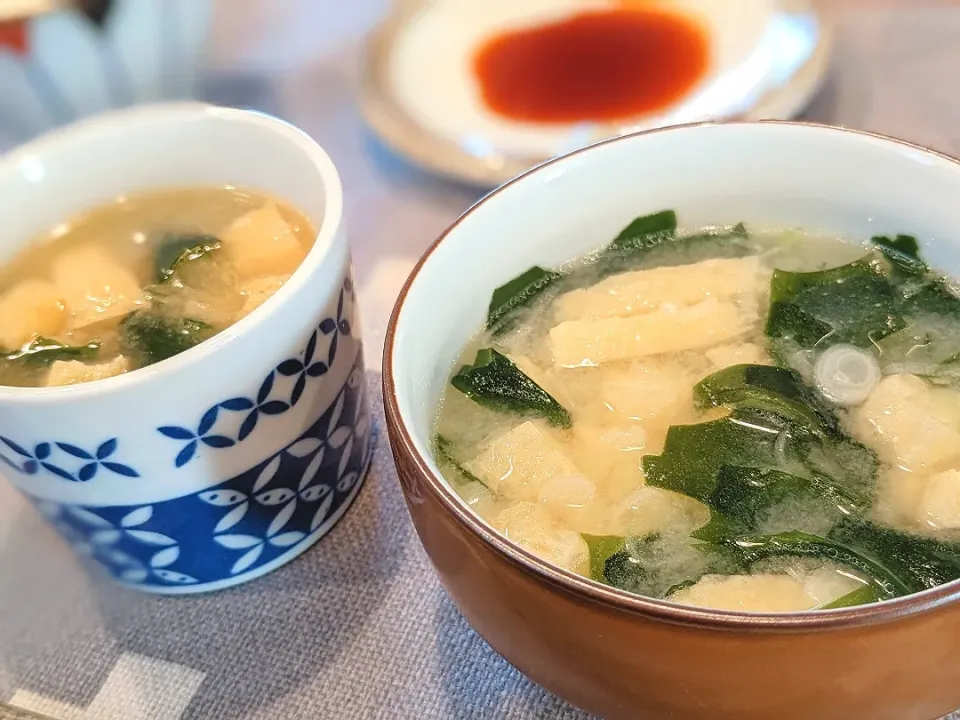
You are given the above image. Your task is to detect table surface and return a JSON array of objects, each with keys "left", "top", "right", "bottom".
[{"left": 4, "top": 1, "right": 960, "bottom": 719}]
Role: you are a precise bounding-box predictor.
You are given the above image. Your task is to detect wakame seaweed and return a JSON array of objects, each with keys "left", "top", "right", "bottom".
[
  {"left": 820, "top": 583, "right": 884, "bottom": 609},
  {"left": 450, "top": 348, "right": 571, "bottom": 428},
  {"left": 766, "top": 258, "right": 905, "bottom": 350},
  {"left": 605, "top": 210, "right": 678, "bottom": 255},
  {"left": 434, "top": 434, "right": 486, "bottom": 487},
  {"left": 586, "top": 532, "right": 736, "bottom": 599},
  {"left": 694, "top": 364, "right": 841, "bottom": 437},
  {"left": 486, "top": 266, "right": 563, "bottom": 335},
  {"left": 720, "top": 530, "right": 911, "bottom": 599},
  {"left": 871, "top": 234, "right": 927, "bottom": 280},
  {"left": 767, "top": 238, "right": 960, "bottom": 386},
  {"left": 707, "top": 465, "right": 868, "bottom": 532},
  {"left": 119, "top": 311, "right": 214, "bottom": 367},
  {"left": 4, "top": 337, "right": 101, "bottom": 366},
  {"left": 642, "top": 410, "right": 790, "bottom": 503},
  {"left": 583, "top": 534, "right": 627, "bottom": 582},
  {"left": 642, "top": 406, "right": 874, "bottom": 506},
  {"left": 594, "top": 211, "right": 752, "bottom": 275},
  {"left": 827, "top": 517, "right": 960, "bottom": 593},
  {"left": 154, "top": 232, "right": 221, "bottom": 283}
]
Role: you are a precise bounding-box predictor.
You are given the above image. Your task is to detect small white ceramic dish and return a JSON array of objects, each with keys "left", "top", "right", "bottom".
[
  {"left": 361, "top": 0, "right": 833, "bottom": 186},
  {"left": 0, "top": 103, "right": 372, "bottom": 594}
]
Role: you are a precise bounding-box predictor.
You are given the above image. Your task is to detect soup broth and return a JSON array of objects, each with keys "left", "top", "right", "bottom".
[
  {"left": 0, "top": 187, "right": 315, "bottom": 388},
  {"left": 435, "top": 210, "right": 960, "bottom": 612}
]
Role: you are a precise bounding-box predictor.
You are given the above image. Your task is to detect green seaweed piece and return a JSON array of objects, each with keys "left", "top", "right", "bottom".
[
  {"left": 642, "top": 410, "right": 793, "bottom": 503},
  {"left": 597, "top": 533, "right": 727, "bottom": 598},
  {"left": 769, "top": 257, "right": 884, "bottom": 305},
  {"left": 119, "top": 311, "right": 214, "bottom": 367},
  {"left": 595, "top": 213, "right": 751, "bottom": 276},
  {"left": 801, "top": 434, "right": 879, "bottom": 499},
  {"left": 5, "top": 337, "right": 101, "bottom": 366},
  {"left": 727, "top": 531, "right": 911, "bottom": 599},
  {"left": 154, "top": 233, "right": 221, "bottom": 283},
  {"left": 664, "top": 579, "right": 699, "bottom": 597},
  {"left": 605, "top": 210, "right": 677, "bottom": 255},
  {"left": 827, "top": 518, "right": 960, "bottom": 594},
  {"left": 694, "top": 364, "right": 840, "bottom": 437},
  {"left": 707, "top": 466, "right": 867, "bottom": 532},
  {"left": 435, "top": 434, "right": 485, "bottom": 487},
  {"left": 871, "top": 234, "right": 927, "bottom": 280},
  {"left": 487, "top": 266, "right": 563, "bottom": 335},
  {"left": 900, "top": 277, "right": 960, "bottom": 318},
  {"left": 450, "top": 348, "right": 571, "bottom": 428},
  {"left": 819, "top": 583, "right": 883, "bottom": 609},
  {"left": 583, "top": 534, "right": 626, "bottom": 582},
  {"left": 602, "top": 531, "right": 743, "bottom": 598},
  {"left": 766, "top": 256, "right": 905, "bottom": 350},
  {"left": 690, "top": 510, "right": 745, "bottom": 543}
]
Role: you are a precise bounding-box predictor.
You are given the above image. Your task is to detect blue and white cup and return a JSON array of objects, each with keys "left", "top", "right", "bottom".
[{"left": 0, "top": 103, "right": 372, "bottom": 594}]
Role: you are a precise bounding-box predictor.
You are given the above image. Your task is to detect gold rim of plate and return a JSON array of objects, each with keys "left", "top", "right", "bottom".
[{"left": 359, "top": 0, "right": 836, "bottom": 187}]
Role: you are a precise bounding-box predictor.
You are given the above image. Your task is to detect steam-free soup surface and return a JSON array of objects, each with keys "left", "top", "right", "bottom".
[
  {"left": 0, "top": 187, "right": 315, "bottom": 387},
  {"left": 435, "top": 210, "right": 960, "bottom": 612}
]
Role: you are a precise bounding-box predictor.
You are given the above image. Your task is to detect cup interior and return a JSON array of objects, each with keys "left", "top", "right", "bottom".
[
  {"left": 0, "top": 103, "right": 334, "bottom": 265},
  {"left": 391, "top": 121, "right": 960, "bottom": 491}
]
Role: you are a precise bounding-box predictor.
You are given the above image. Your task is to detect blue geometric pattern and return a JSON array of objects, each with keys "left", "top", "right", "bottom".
[
  {"left": 158, "top": 277, "right": 354, "bottom": 467},
  {"left": 0, "top": 436, "right": 139, "bottom": 483},
  {"left": 30, "top": 348, "right": 371, "bottom": 590}
]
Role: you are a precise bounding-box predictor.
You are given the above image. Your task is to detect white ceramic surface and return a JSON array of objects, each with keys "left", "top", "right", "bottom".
[
  {"left": 363, "top": 0, "right": 831, "bottom": 186},
  {"left": 0, "top": 103, "right": 372, "bottom": 594},
  {"left": 0, "top": 0, "right": 213, "bottom": 145},
  {"left": 389, "top": 121, "right": 960, "bottom": 512},
  {"left": 389, "top": 0, "right": 779, "bottom": 157}
]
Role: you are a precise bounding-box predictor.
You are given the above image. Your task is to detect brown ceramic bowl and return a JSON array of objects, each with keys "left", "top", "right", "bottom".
[{"left": 383, "top": 121, "right": 960, "bottom": 720}]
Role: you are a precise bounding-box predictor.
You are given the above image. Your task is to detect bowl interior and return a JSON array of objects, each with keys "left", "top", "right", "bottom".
[{"left": 392, "top": 121, "right": 960, "bottom": 492}]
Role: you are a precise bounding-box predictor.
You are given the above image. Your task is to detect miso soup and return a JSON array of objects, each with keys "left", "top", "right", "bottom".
[
  {"left": 435, "top": 209, "right": 960, "bottom": 612},
  {"left": 0, "top": 187, "right": 315, "bottom": 388}
]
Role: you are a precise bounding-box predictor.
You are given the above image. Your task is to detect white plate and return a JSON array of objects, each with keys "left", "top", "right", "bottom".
[{"left": 360, "top": 0, "right": 835, "bottom": 187}]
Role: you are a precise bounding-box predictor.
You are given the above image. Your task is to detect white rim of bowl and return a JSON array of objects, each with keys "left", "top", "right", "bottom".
[{"left": 0, "top": 102, "right": 344, "bottom": 403}]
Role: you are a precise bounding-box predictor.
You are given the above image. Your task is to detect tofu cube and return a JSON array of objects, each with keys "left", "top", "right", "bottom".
[
  {"left": 492, "top": 501, "right": 589, "bottom": 573},
  {"left": 550, "top": 297, "right": 750, "bottom": 367},
  {"left": 554, "top": 256, "right": 762, "bottom": 321},
  {"left": 852, "top": 374, "right": 960, "bottom": 473},
  {"left": 670, "top": 574, "right": 815, "bottom": 612},
  {"left": 221, "top": 203, "right": 306, "bottom": 281},
  {"left": 52, "top": 246, "right": 143, "bottom": 329},
  {"left": 463, "top": 421, "right": 581, "bottom": 502},
  {"left": 0, "top": 279, "right": 66, "bottom": 349},
  {"left": 238, "top": 274, "right": 290, "bottom": 319},
  {"left": 47, "top": 355, "right": 129, "bottom": 387},
  {"left": 917, "top": 469, "right": 960, "bottom": 530}
]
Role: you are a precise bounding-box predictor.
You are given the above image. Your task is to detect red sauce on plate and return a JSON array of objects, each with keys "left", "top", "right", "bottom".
[
  {"left": 472, "top": 8, "right": 709, "bottom": 124},
  {"left": 0, "top": 21, "right": 28, "bottom": 56}
]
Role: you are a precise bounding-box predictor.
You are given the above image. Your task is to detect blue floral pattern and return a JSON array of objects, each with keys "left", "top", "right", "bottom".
[
  {"left": 0, "top": 436, "right": 139, "bottom": 483},
  {"left": 159, "top": 278, "right": 354, "bottom": 468},
  {"left": 30, "top": 348, "right": 371, "bottom": 590}
]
